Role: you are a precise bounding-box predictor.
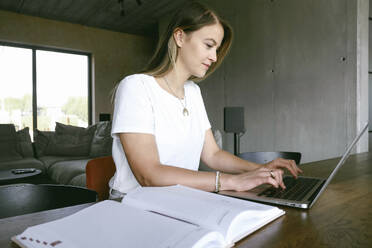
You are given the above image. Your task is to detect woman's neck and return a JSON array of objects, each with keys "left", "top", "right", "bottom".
[{"left": 163, "top": 69, "right": 190, "bottom": 96}]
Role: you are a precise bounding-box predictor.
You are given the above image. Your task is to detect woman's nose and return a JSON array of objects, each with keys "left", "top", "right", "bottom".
[{"left": 209, "top": 50, "right": 217, "bottom": 62}]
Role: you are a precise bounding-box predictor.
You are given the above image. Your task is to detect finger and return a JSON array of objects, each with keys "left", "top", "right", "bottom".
[
  {"left": 267, "top": 159, "right": 301, "bottom": 178},
  {"left": 288, "top": 159, "right": 300, "bottom": 177},
  {"left": 286, "top": 160, "right": 299, "bottom": 178},
  {"left": 276, "top": 158, "right": 298, "bottom": 178},
  {"left": 293, "top": 160, "right": 303, "bottom": 173},
  {"left": 259, "top": 168, "right": 273, "bottom": 177},
  {"left": 267, "top": 170, "right": 281, "bottom": 188},
  {"left": 289, "top": 160, "right": 303, "bottom": 178},
  {"left": 267, "top": 176, "right": 279, "bottom": 188},
  {"left": 288, "top": 159, "right": 302, "bottom": 173},
  {"left": 276, "top": 170, "right": 285, "bottom": 189},
  {"left": 271, "top": 169, "right": 285, "bottom": 189}
]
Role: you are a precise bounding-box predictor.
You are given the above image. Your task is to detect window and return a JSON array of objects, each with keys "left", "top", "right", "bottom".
[
  {"left": 0, "top": 42, "right": 91, "bottom": 136},
  {"left": 36, "top": 50, "right": 89, "bottom": 131}
]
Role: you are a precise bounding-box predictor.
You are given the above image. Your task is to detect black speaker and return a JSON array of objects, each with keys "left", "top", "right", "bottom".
[
  {"left": 99, "top": 113, "right": 111, "bottom": 122},
  {"left": 224, "top": 107, "right": 245, "bottom": 133}
]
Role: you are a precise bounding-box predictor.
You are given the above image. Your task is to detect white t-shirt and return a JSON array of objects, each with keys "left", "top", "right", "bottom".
[{"left": 110, "top": 74, "right": 211, "bottom": 193}]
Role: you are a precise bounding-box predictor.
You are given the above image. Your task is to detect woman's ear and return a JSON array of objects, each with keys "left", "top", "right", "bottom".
[{"left": 173, "top": 28, "right": 185, "bottom": 47}]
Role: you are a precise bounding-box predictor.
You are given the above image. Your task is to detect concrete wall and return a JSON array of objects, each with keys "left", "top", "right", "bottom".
[
  {"left": 200, "top": 0, "right": 368, "bottom": 163},
  {"left": 357, "top": 0, "right": 369, "bottom": 147},
  {"left": 0, "top": 10, "right": 154, "bottom": 123},
  {"left": 369, "top": 0, "right": 372, "bottom": 131}
]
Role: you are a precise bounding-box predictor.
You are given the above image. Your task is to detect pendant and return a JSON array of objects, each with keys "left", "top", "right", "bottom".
[{"left": 183, "top": 108, "right": 189, "bottom": 116}]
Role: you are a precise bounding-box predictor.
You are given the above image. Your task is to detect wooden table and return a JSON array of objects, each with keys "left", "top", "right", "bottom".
[
  {"left": 1, "top": 151, "right": 371, "bottom": 247},
  {"left": 236, "top": 151, "right": 372, "bottom": 247},
  {"left": 0, "top": 203, "right": 94, "bottom": 248}
]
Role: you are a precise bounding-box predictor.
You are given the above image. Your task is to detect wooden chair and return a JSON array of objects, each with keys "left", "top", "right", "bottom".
[
  {"left": 0, "top": 184, "right": 97, "bottom": 219},
  {"left": 238, "top": 151, "right": 301, "bottom": 165},
  {"left": 86, "top": 156, "right": 116, "bottom": 201}
]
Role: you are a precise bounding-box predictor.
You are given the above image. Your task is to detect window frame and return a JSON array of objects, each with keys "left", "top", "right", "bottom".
[{"left": 0, "top": 41, "right": 92, "bottom": 132}]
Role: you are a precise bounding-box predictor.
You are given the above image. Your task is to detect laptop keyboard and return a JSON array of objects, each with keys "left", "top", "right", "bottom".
[{"left": 258, "top": 177, "right": 320, "bottom": 201}]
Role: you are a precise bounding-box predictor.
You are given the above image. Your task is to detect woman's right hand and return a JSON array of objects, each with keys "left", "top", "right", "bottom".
[{"left": 221, "top": 167, "right": 285, "bottom": 192}]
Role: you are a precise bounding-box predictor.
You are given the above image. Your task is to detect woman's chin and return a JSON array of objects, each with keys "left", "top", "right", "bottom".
[{"left": 193, "top": 71, "right": 207, "bottom": 78}]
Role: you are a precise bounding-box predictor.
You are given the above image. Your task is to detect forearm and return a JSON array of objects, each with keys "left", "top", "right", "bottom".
[
  {"left": 204, "top": 149, "right": 262, "bottom": 174},
  {"left": 140, "top": 164, "right": 220, "bottom": 192}
]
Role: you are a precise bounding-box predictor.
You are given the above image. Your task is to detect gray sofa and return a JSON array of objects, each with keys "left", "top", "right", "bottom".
[{"left": 0, "top": 122, "right": 112, "bottom": 187}]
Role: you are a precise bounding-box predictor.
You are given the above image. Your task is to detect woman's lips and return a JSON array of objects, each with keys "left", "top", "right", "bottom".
[{"left": 202, "top": 63, "right": 210, "bottom": 69}]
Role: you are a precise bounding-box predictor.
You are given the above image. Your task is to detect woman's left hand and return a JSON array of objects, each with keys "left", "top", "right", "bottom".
[{"left": 264, "top": 158, "right": 303, "bottom": 178}]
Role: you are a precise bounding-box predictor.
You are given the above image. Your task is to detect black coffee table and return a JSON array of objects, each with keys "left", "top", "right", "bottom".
[
  {"left": 0, "top": 168, "right": 42, "bottom": 185},
  {"left": 0, "top": 184, "right": 98, "bottom": 219}
]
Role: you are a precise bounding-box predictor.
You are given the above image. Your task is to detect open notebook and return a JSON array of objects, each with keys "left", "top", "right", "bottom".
[{"left": 12, "top": 185, "right": 284, "bottom": 248}]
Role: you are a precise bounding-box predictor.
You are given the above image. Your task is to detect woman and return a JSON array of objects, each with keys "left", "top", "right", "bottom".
[{"left": 109, "top": 1, "right": 302, "bottom": 199}]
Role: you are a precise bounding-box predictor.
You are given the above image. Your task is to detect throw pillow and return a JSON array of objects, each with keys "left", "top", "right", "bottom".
[
  {"left": 45, "top": 122, "right": 96, "bottom": 156},
  {"left": 16, "top": 127, "right": 34, "bottom": 158},
  {"left": 34, "top": 130, "right": 55, "bottom": 158},
  {"left": 90, "top": 121, "right": 113, "bottom": 157},
  {"left": 0, "top": 124, "right": 23, "bottom": 162}
]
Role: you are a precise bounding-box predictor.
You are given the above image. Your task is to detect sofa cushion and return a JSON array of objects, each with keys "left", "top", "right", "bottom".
[
  {"left": 16, "top": 127, "right": 34, "bottom": 158},
  {"left": 47, "top": 159, "right": 90, "bottom": 187},
  {"left": 38, "top": 155, "right": 88, "bottom": 170},
  {"left": 46, "top": 122, "right": 96, "bottom": 156},
  {"left": 0, "top": 124, "right": 22, "bottom": 162},
  {"left": 34, "top": 123, "right": 96, "bottom": 157},
  {"left": 34, "top": 130, "right": 55, "bottom": 158},
  {"left": 90, "top": 121, "right": 113, "bottom": 157},
  {"left": 69, "top": 174, "right": 86, "bottom": 188}
]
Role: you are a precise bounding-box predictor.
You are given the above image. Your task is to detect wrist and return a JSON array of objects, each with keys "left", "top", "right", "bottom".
[
  {"left": 219, "top": 173, "right": 233, "bottom": 191},
  {"left": 243, "top": 161, "right": 263, "bottom": 172}
]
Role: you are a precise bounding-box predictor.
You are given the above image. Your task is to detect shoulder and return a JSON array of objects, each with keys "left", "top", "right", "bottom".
[
  {"left": 117, "top": 74, "right": 154, "bottom": 92},
  {"left": 185, "top": 80, "right": 201, "bottom": 95},
  {"left": 185, "top": 80, "right": 200, "bottom": 91},
  {"left": 120, "top": 74, "right": 153, "bottom": 87}
]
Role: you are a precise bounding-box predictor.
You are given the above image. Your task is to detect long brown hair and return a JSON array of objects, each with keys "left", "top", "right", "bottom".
[
  {"left": 144, "top": 1, "right": 233, "bottom": 81},
  {"left": 111, "top": 2, "right": 233, "bottom": 104}
]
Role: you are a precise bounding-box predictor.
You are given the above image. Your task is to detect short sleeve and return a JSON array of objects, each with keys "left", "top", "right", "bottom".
[{"left": 111, "top": 75, "right": 154, "bottom": 137}]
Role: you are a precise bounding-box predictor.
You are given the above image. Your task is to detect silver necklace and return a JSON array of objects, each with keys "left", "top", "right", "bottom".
[{"left": 163, "top": 77, "right": 189, "bottom": 116}]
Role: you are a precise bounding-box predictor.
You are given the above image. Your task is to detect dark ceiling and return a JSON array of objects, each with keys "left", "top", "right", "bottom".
[{"left": 0, "top": 0, "right": 189, "bottom": 36}]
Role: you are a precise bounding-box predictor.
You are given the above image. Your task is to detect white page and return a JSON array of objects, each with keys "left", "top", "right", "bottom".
[
  {"left": 123, "top": 185, "right": 283, "bottom": 239},
  {"left": 226, "top": 209, "right": 284, "bottom": 244},
  {"left": 12, "top": 200, "right": 224, "bottom": 248}
]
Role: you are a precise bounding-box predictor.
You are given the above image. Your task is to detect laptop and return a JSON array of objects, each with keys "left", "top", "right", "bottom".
[{"left": 219, "top": 122, "right": 369, "bottom": 209}]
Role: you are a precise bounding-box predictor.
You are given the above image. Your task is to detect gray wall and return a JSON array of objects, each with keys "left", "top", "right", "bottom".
[
  {"left": 369, "top": 0, "right": 372, "bottom": 131},
  {"left": 200, "top": 0, "right": 368, "bottom": 163}
]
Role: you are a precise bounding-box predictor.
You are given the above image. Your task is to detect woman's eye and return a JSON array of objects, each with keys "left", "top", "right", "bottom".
[{"left": 205, "top": 44, "right": 213, "bottom": 48}]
